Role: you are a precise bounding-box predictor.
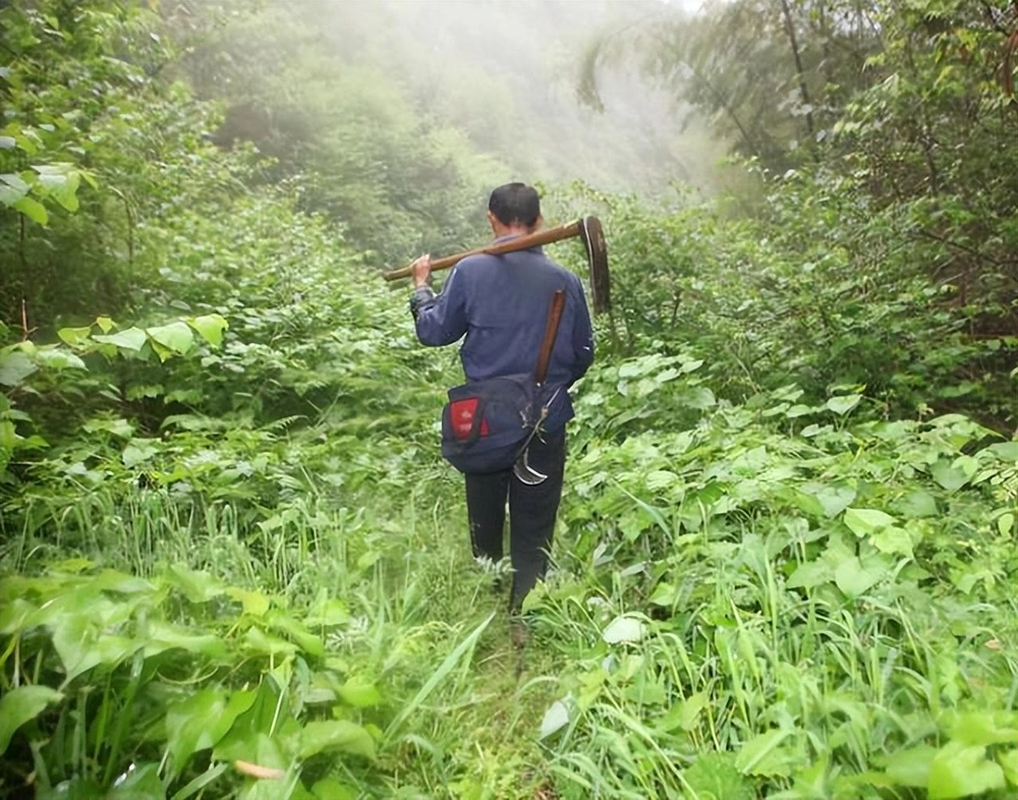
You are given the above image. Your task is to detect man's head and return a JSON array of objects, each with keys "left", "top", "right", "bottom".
[{"left": 487, "top": 182, "right": 541, "bottom": 236}]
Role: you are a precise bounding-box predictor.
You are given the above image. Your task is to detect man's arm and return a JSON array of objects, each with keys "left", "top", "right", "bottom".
[
  {"left": 408, "top": 256, "right": 468, "bottom": 346},
  {"left": 569, "top": 277, "right": 595, "bottom": 381}
]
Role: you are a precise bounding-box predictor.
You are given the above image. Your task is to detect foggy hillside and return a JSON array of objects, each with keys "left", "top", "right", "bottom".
[
  {"left": 184, "top": 0, "right": 728, "bottom": 199},
  {"left": 316, "top": 0, "right": 724, "bottom": 194}
]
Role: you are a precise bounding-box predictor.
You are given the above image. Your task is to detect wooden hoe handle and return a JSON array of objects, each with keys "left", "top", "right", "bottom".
[
  {"left": 382, "top": 220, "right": 583, "bottom": 282},
  {"left": 535, "top": 290, "right": 566, "bottom": 385}
]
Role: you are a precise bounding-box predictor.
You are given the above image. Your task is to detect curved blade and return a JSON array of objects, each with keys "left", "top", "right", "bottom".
[
  {"left": 580, "top": 216, "right": 610, "bottom": 314},
  {"left": 513, "top": 448, "right": 547, "bottom": 485}
]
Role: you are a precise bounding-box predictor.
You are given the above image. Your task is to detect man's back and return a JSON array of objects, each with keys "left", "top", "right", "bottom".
[{"left": 414, "top": 244, "right": 593, "bottom": 430}]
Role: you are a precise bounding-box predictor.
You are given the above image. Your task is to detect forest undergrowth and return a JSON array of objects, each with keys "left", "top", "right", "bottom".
[{"left": 2, "top": 264, "right": 1016, "bottom": 799}]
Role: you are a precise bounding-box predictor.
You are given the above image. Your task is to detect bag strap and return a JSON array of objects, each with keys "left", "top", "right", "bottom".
[{"left": 534, "top": 289, "right": 566, "bottom": 385}]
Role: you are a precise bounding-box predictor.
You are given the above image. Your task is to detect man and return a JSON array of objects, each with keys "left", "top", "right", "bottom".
[{"left": 408, "top": 183, "right": 594, "bottom": 613}]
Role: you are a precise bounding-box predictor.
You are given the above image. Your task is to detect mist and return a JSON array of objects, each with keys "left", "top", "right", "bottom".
[{"left": 186, "top": 0, "right": 730, "bottom": 201}]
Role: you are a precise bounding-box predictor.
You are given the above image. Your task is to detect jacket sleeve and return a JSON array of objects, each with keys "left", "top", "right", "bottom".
[
  {"left": 569, "top": 278, "right": 595, "bottom": 381},
  {"left": 410, "top": 267, "right": 469, "bottom": 346}
]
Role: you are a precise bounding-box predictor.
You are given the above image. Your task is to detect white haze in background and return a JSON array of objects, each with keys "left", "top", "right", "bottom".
[{"left": 305, "top": 0, "right": 730, "bottom": 198}]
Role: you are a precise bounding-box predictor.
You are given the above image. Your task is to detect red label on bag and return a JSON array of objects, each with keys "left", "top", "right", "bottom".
[{"left": 450, "top": 398, "right": 489, "bottom": 441}]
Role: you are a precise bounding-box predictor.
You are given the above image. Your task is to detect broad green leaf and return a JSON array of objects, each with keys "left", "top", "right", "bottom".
[
  {"left": 894, "top": 490, "right": 939, "bottom": 518},
  {"left": 166, "top": 689, "right": 257, "bottom": 775},
  {"left": 834, "top": 556, "right": 883, "bottom": 597},
  {"left": 123, "top": 439, "right": 158, "bottom": 467},
  {"left": 0, "top": 173, "right": 29, "bottom": 205},
  {"left": 843, "top": 507, "right": 895, "bottom": 537},
  {"left": 145, "top": 621, "right": 229, "bottom": 661},
  {"left": 999, "top": 513, "right": 1015, "bottom": 537},
  {"left": 212, "top": 683, "right": 288, "bottom": 764},
  {"left": 999, "top": 749, "right": 1018, "bottom": 786},
  {"left": 0, "top": 350, "right": 36, "bottom": 386},
  {"left": 945, "top": 712, "right": 1018, "bottom": 747},
  {"left": 788, "top": 490, "right": 825, "bottom": 517},
  {"left": 13, "top": 133, "right": 38, "bottom": 157},
  {"left": 31, "top": 350, "right": 83, "bottom": 370},
  {"left": 603, "top": 615, "right": 645, "bottom": 644},
  {"left": 0, "top": 174, "right": 29, "bottom": 191},
  {"left": 84, "top": 417, "right": 134, "bottom": 439},
  {"left": 883, "top": 745, "right": 936, "bottom": 787},
  {"left": 92, "top": 570, "right": 154, "bottom": 594},
  {"left": 953, "top": 454, "right": 979, "bottom": 479},
  {"left": 58, "top": 326, "right": 93, "bottom": 347},
  {"left": 928, "top": 742, "right": 1005, "bottom": 799},
  {"left": 786, "top": 559, "right": 832, "bottom": 589},
  {"left": 826, "top": 394, "right": 862, "bottom": 415},
  {"left": 305, "top": 598, "right": 349, "bottom": 628},
  {"left": 187, "top": 314, "right": 229, "bottom": 347},
  {"left": 0, "top": 420, "right": 17, "bottom": 451},
  {"left": 244, "top": 626, "right": 298, "bottom": 657},
  {"left": 0, "top": 598, "right": 37, "bottom": 637},
  {"left": 310, "top": 778, "right": 357, "bottom": 800},
  {"left": 93, "top": 327, "right": 148, "bottom": 352},
  {"left": 95, "top": 316, "right": 115, "bottom": 333},
  {"left": 806, "top": 484, "right": 856, "bottom": 517},
  {"left": 0, "top": 184, "right": 27, "bottom": 206},
  {"left": 931, "top": 460, "right": 969, "bottom": 492},
  {"left": 165, "top": 565, "right": 226, "bottom": 603},
  {"left": 988, "top": 442, "right": 1018, "bottom": 462},
  {"left": 299, "top": 720, "right": 375, "bottom": 760},
  {"left": 680, "top": 386, "right": 716, "bottom": 409},
  {"left": 226, "top": 587, "right": 270, "bottom": 617},
  {"left": 48, "top": 170, "right": 80, "bottom": 212},
  {"left": 539, "top": 700, "right": 569, "bottom": 739},
  {"left": 870, "top": 526, "right": 913, "bottom": 558},
  {"left": 618, "top": 361, "right": 642, "bottom": 378},
  {"left": 148, "top": 339, "right": 174, "bottom": 362},
  {"left": 52, "top": 623, "right": 139, "bottom": 684},
  {"left": 0, "top": 685, "right": 64, "bottom": 755},
  {"left": 265, "top": 610, "right": 324, "bottom": 657},
  {"left": 13, "top": 196, "right": 47, "bottom": 224},
  {"left": 685, "top": 752, "right": 755, "bottom": 800},
  {"left": 336, "top": 677, "right": 381, "bottom": 708},
  {"left": 146, "top": 322, "right": 194, "bottom": 356},
  {"left": 649, "top": 581, "right": 679, "bottom": 606}
]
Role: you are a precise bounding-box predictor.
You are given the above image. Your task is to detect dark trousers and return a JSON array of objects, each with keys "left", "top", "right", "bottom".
[{"left": 465, "top": 428, "right": 567, "bottom": 612}]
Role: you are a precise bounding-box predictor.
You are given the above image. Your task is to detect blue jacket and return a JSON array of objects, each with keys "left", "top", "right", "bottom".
[{"left": 411, "top": 241, "right": 594, "bottom": 431}]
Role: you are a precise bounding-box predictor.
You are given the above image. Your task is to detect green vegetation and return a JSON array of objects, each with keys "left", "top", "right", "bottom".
[{"left": 1, "top": 1, "right": 1016, "bottom": 799}]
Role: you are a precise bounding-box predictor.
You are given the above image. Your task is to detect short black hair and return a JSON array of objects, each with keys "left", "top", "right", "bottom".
[{"left": 488, "top": 182, "right": 540, "bottom": 228}]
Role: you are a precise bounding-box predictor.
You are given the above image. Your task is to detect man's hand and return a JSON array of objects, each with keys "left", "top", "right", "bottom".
[{"left": 410, "top": 254, "right": 432, "bottom": 289}]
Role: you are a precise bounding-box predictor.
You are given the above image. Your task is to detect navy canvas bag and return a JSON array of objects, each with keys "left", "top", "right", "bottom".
[
  {"left": 440, "top": 374, "right": 552, "bottom": 474},
  {"left": 439, "top": 290, "right": 565, "bottom": 475}
]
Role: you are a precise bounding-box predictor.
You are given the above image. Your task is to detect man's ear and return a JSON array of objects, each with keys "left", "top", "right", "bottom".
[{"left": 487, "top": 210, "right": 499, "bottom": 233}]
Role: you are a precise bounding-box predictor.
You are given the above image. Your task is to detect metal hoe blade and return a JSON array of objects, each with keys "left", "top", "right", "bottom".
[{"left": 580, "top": 216, "right": 610, "bottom": 314}]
